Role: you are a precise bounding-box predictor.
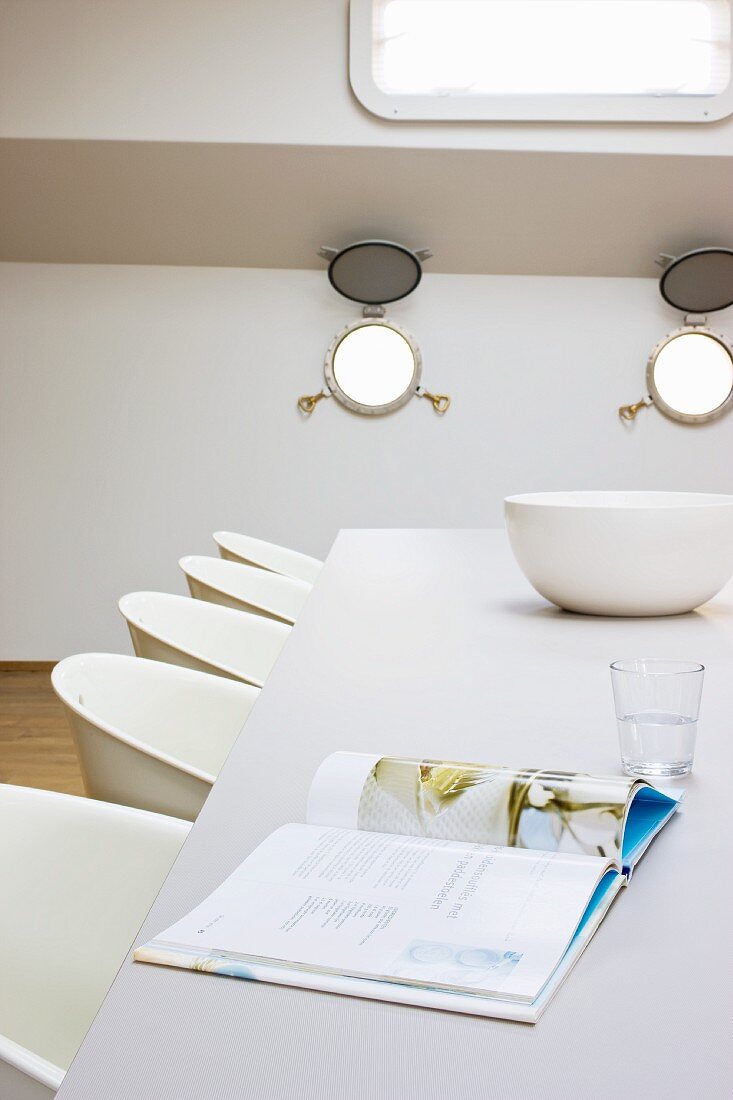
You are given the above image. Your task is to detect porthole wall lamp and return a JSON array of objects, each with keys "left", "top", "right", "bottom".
[
  {"left": 297, "top": 240, "right": 450, "bottom": 416},
  {"left": 620, "top": 247, "right": 733, "bottom": 424}
]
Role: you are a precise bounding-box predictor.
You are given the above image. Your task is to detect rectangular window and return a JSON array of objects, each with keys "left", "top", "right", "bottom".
[{"left": 350, "top": 0, "right": 733, "bottom": 121}]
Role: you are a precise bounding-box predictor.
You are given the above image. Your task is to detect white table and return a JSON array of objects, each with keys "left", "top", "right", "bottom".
[{"left": 58, "top": 530, "right": 733, "bottom": 1100}]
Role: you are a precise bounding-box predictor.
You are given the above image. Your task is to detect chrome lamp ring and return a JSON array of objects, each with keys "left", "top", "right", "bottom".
[
  {"left": 323, "top": 318, "right": 423, "bottom": 416},
  {"left": 646, "top": 325, "right": 733, "bottom": 425}
]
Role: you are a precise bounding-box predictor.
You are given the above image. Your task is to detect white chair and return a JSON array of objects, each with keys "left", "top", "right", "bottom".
[
  {"left": 213, "top": 531, "right": 323, "bottom": 585},
  {"left": 52, "top": 654, "right": 259, "bottom": 821},
  {"left": 119, "top": 591, "right": 289, "bottom": 686},
  {"left": 0, "top": 785, "right": 189, "bottom": 1098},
  {"left": 180, "top": 555, "right": 311, "bottom": 625}
]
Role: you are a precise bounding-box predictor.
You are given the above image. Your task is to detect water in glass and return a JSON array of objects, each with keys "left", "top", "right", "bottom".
[{"left": 617, "top": 710, "right": 697, "bottom": 777}]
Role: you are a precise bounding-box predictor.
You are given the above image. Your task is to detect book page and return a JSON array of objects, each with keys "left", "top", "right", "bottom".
[
  {"left": 138, "top": 823, "right": 614, "bottom": 1004},
  {"left": 307, "top": 752, "right": 647, "bottom": 864}
]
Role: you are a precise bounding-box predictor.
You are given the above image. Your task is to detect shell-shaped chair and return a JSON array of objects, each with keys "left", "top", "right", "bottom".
[
  {"left": 180, "top": 555, "right": 311, "bottom": 625},
  {"left": 0, "top": 785, "right": 189, "bottom": 1098},
  {"left": 213, "top": 531, "right": 322, "bottom": 585},
  {"left": 52, "top": 654, "right": 259, "bottom": 821},
  {"left": 119, "top": 592, "right": 290, "bottom": 686}
]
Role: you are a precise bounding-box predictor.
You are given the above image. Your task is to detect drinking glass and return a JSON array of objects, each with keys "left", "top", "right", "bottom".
[{"left": 610, "top": 658, "right": 704, "bottom": 777}]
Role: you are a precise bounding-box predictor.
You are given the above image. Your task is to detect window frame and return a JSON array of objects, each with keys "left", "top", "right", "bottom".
[{"left": 349, "top": 0, "right": 733, "bottom": 122}]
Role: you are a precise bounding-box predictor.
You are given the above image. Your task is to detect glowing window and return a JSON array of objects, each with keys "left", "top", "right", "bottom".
[{"left": 350, "top": 0, "right": 733, "bottom": 121}]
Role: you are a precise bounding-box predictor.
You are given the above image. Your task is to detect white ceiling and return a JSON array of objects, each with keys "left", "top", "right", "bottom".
[{"left": 3, "top": 0, "right": 733, "bottom": 157}]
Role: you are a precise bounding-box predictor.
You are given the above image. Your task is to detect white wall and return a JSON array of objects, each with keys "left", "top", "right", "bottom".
[
  {"left": 2, "top": 261, "right": 732, "bottom": 658},
  {"left": 1, "top": 0, "right": 731, "bottom": 156}
]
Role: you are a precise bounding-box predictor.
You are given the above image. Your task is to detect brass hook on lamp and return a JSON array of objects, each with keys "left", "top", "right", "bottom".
[
  {"left": 420, "top": 389, "right": 451, "bottom": 414},
  {"left": 618, "top": 397, "right": 651, "bottom": 421},
  {"left": 298, "top": 392, "right": 328, "bottom": 415}
]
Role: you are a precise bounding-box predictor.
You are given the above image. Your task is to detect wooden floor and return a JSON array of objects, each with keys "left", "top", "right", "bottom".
[{"left": 0, "top": 669, "right": 85, "bottom": 795}]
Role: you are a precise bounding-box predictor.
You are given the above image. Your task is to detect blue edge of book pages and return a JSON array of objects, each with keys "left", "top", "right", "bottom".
[
  {"left": 136, "top": 785, "right": 680, "bottom": 1023},
  {"left": 622, "top": 784, "right": 679, "bottom": 875}
]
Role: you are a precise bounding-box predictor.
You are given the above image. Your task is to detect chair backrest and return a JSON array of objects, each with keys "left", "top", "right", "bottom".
[
  {"left": 180, "top": 555, "right": 311, "bottom": 624},
  {"left": 119, "top": 592, "right": 290, "bottom": 686},
  {"left": 52, "top": 654, "right": 259, "bottom": 779},
  {"left": 213, "top": 530, "right": 322, "bottom": 585},
  {"left": 0, "top": 786, "right": 189, "bottom": 1075}
]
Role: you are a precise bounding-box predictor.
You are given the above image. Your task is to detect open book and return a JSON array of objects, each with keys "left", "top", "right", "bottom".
[{"left": 135, "top": 753, "right": 681, "bottom": 1022}]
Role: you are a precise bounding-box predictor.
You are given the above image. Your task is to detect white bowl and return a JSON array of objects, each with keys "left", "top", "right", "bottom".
[{"left": 504, "top": 491, "right": 733, "bottom": 616}]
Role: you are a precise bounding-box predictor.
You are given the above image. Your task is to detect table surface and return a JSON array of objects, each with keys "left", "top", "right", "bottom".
[{"left": 59, "top": 530, "right": 733, "bottom": 1100}]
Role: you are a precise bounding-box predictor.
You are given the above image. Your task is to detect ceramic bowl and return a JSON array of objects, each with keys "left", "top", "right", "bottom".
[{"left": 504, "top": 491, "right": 733, "bottom": 616}]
